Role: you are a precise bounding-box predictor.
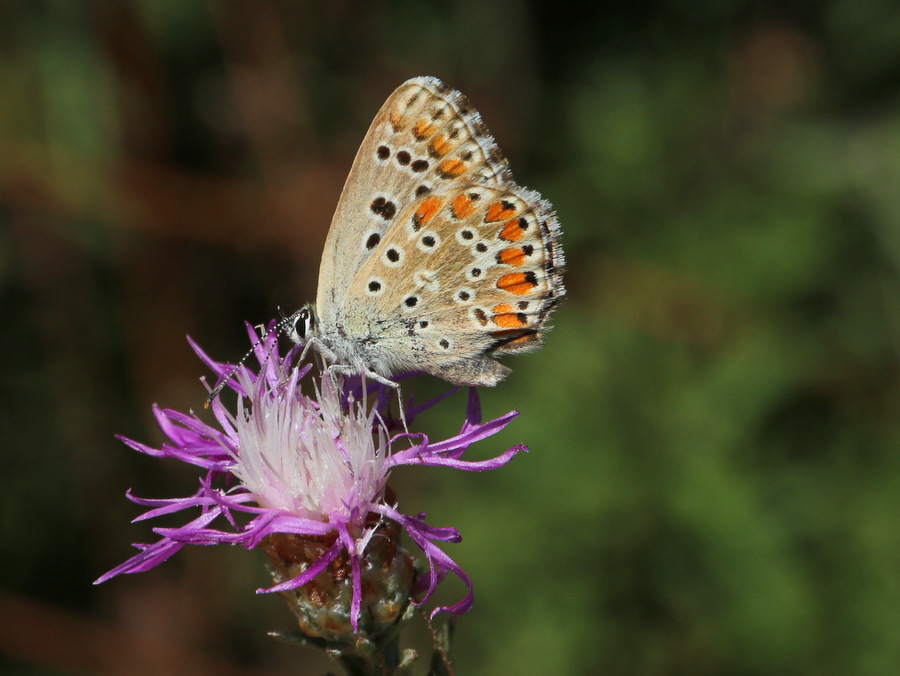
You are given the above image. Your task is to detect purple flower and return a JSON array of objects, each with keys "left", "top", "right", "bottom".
[{"left": 97, "top": 323, "right": 525, "bottom": 638}]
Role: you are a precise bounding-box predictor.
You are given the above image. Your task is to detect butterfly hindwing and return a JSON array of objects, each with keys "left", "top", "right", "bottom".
[{"left": 346, "top": 183, "right": 563, "bottom": 385}]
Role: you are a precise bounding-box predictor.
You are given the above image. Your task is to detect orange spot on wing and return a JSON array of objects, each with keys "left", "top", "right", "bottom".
[
  {"left": 438, "top": 159, "right": 467, "bottom": 178},
  {"left": 430, "top": 134, "right": 452, "bottom": 157},
  {"left": 412, "top": 119, "right": 437, "bottom": 139},
  {"left": 414, "top": 197, "right": 444, "bottom": 228},
  {"left": 494, "top": 312, "right": 528, "bottom": 329},
  {"left": 452, "top": 193, "right": 477, "bottom": 219},
  {"left": 497, "top": 272, "right": 538, "bottom": 296},
  {"left": 500, "top": 218, "right": 527, "bottom": 242},
  {"left": 485, "top": 201, "right": 517, "bottom": 223},
  {"left": 501, "top": 333, "right": 540, "bottom": 347},
  {"left": 498, "top": 247, "right": 528, "bottom": 266},
  {"left": 389, "top": 112, "right": 406, "bottom": 132},
  {"left": 492, "top": 303, "right": 514, "bottom": 314}
]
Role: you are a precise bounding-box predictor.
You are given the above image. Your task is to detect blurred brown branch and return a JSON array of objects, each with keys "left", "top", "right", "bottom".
[{"left": 0, "top": 139, "right": 340, "bottom": 254}]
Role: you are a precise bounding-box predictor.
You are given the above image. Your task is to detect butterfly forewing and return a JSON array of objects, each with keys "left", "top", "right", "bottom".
[{"left": 316, "top": 77, "right": 509, "bottom": 320}]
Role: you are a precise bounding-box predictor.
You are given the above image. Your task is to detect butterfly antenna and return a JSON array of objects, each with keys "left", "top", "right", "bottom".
[{"left": 203, "top": 313, "right": 298, "bottom": 408}]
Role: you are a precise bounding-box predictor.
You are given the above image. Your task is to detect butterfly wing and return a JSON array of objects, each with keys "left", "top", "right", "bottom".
[
  {"left": 315, "top": 76, "right": 509, "bottom": 323},
  {"left": 315, "top": 76, "right": 565, "bottom": 386},
  {"left": 347, "top": 182, "right": 564, "bottom": 385}
]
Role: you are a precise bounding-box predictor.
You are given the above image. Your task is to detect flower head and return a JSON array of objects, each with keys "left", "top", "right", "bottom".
[{"left": 98, "top": 323, "right": 525, "bottom": 639}]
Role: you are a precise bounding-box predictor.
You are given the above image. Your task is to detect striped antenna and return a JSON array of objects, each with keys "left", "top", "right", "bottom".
[{"left": 204, "top": 311, "right": 299, "bottom": 408}]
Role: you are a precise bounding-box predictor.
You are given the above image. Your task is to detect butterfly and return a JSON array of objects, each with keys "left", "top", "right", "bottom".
[{"left": 285, "top": 76, "right": 565, "bottom": 389}]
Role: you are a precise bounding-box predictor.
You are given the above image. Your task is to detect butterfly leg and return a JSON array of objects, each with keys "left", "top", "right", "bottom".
[
  {"left": 294, "top": 335, "right": 410, "bottom": 432},
  {"left": 299, "top": 336, "right": 338, "bottom": 365},
  {"left": 358, "top": 369, "right": 409, "bottom": 434},
  {"left": 321, "top": 363, "right": 409, "bottom": 433}
]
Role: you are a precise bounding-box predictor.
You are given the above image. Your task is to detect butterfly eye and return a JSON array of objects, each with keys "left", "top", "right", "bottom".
[
  {"left": 292, "top": 311, "right": 307, "bottom": 340},
  {"left": 287, "top": 306, "right": 316, "bottom": 343}
]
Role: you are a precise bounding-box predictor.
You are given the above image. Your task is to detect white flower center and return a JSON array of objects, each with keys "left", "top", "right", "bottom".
[{"left": 230, "top": 372, "right": 389, "bottom": 522}]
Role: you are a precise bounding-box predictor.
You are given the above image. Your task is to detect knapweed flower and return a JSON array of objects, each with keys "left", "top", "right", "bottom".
[{"left": 97, "top": 323, "right": 525, "bottom": 641}]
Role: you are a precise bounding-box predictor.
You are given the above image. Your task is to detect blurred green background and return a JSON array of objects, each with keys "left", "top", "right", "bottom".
[{"left": 3, "top": 1, "right": 900, "bottom": 674}]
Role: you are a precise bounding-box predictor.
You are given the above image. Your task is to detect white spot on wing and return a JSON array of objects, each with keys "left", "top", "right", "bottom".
[
  {"left": 454, "top": 287, "right": 476, "bottom": 305},
  {"left": 414, "top": 269, "right": 440, "bottom": 292},
  {"left": 417, "top": 231, "right": 441, "bottom": 254},
  {"left": 381, "top": 246, "right": 405, "bottom": 268}
]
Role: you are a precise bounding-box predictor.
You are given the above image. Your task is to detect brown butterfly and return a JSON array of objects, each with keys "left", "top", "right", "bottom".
[{"left": 287, "top": 76, "right": 565, "bottom": 388}]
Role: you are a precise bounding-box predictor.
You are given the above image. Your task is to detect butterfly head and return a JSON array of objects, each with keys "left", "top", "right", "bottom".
[
  {"left": 204, "top": 306, "right": 318, "bottom": 408},
  {"left": 286, "top": 304, "right": 318, "bottom": 345}
]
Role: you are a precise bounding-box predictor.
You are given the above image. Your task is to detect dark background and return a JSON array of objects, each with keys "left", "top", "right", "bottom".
[{"left": 3, "top": 1, "right": 900, "bottom": 674}]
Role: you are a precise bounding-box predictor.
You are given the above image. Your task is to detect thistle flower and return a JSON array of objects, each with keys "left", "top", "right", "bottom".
[{"left": 97, "top": 323, "right": 525, "bottom": 642}]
